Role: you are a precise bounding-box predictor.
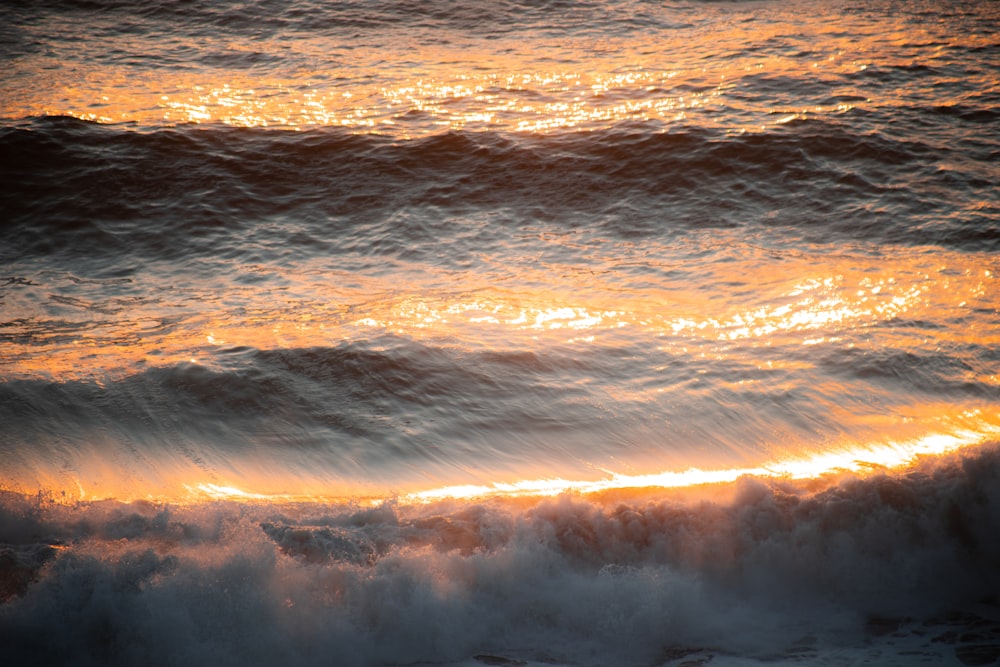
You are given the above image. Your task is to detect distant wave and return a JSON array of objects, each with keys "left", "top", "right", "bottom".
[{"left": 3, "top": 117, "right": 997, "bottom": 266}]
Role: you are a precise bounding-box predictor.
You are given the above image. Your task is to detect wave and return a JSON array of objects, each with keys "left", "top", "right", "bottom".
[
  {"left": 4, "top": 334, "right": 999, "bottom": 517},
  {"left": 818, "top": 348, "right": 1000, "bottom": 400},
  {"left": 3, "top": 2, "right": 998, "bottom": 663},
  {"left": 1, "top": 0, "right": 687, "bottom": 38},
  {"left": 2, "top": 444, "right": 1000, "bottom": 666},
  {"left": 2, "top": 117, "right": 997, "bottom": 266},
  {"left": 0, "top": 339, "right": 614, "bottom": 497}
]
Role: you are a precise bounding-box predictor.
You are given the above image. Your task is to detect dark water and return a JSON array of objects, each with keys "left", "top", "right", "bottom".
[{"left": 1, "top": 0, "right": 999, "bottom": 665}]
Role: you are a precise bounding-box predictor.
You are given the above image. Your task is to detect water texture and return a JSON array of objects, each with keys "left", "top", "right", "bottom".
[{"left": 1, "top": 0, "right": 999, "bottom": 665}]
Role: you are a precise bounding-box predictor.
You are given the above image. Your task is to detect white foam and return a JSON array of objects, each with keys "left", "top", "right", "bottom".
[{"left": 2, "top": 446, "right": 999, "bottom": 666}]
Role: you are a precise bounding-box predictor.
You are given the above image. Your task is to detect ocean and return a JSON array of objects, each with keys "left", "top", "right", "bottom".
[{"left": 1, "top": 0, "right": 999, "bottom": 665}]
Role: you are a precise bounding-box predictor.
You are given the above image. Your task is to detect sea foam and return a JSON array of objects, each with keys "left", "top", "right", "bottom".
[{"left": 3, "top": 445, "right": 1000, "bottom": 666}]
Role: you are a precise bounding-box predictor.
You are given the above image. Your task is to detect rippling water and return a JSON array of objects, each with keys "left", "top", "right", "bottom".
[{"left": 2, "top": 1, "right": 999, "bottom": 665}]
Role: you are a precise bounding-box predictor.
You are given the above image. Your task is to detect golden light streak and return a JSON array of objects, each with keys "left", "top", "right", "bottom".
[
  {"left": 185, "top": 483, "right": 272, "bottom": 500},
  {"left": 404, "top": 414, "right": 1000, "bottom": 503},
  {"left": 9, "top": 409, "right": 998, "bottom": 508},
  {"left": 178, "top": 483, "right": 364, "bottom": 505}
]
